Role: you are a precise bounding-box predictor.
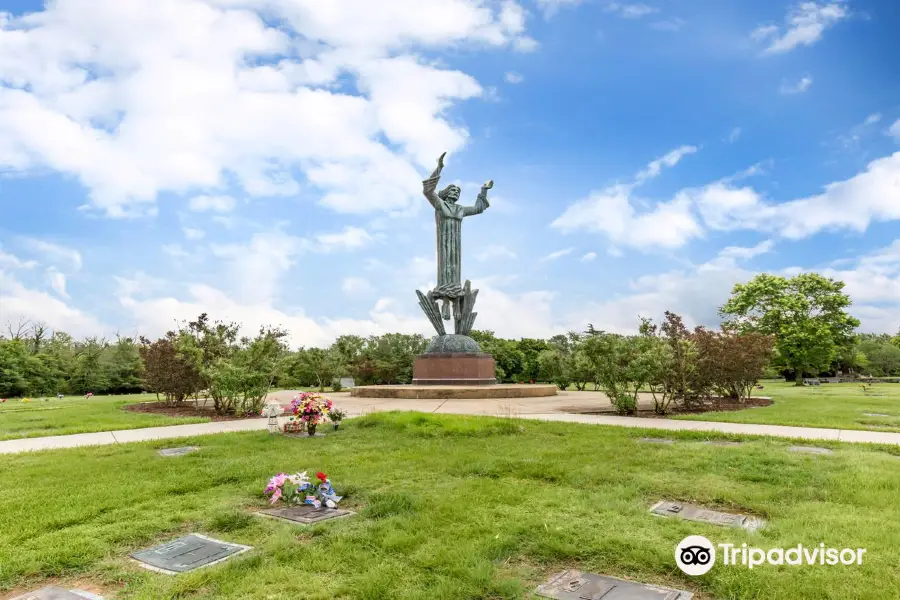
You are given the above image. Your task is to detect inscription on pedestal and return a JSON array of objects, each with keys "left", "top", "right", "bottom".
[
  {"left": 257, "top": 504, "right": 354, "bottom": 525},
  {"left": 650, "top": 501, "right": 765, "bottom": 531},
  {"left": 536, "top": 570, "right": 692, "bottom": 600},
  {"left": 131, "top": 534, "right": 251, "bottom": 574}
]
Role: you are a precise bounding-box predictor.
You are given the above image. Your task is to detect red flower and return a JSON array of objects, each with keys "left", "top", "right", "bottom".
[{"left": 316, "top": 471, "right": 328, "bottom": 482}]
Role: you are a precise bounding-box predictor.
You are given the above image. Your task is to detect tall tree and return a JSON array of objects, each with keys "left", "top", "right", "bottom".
[{"left": 719, "top": 273, "right": 859, "bottom": 382}]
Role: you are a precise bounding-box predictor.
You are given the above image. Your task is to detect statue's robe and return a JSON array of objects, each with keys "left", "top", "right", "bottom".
[{"left": 422, "top": 176, "right": 489, "bottom": 299}]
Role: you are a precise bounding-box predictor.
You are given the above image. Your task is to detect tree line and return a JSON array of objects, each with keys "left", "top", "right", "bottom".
[{"left": 2, "top": 272, "right": 898, "bottom": 410}]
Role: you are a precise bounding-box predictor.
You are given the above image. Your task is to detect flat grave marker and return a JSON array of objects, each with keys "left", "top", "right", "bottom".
[
  {"left": 536, "top": 570, "right": 692, "bottom": 600},
  {"left": 256, "top": 504, "right": 354, "bottom": 525},
  {"left": 637, "top": 437, "right": 674, "bottom": 445},
  {"left": 862, "top": 413, "right": 891, "bottom": 418},
  {"left": 131, "top": 533, "right": 252, "bottom": 575},
  {"left": 650, "top": 500, "right": 765, "bottom": 532},
  {"left": 157, "top": 446, "right": 200, "bottom": 457},
  {"left": 788, "top": 446, "right": 834, "bottom": 455},
  {"left": 10, "top": 588, "right": 104, "bottom": 600},
  {"left": 703, "top": 440, "right": 742, "bottom": 447}
]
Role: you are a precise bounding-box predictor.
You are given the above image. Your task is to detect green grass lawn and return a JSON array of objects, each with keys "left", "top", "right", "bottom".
[
  {"left": 0, "top": 394, "right": 208, "bottom": 441},
  {"left": 1, "top": 412, "right": 897, "bottom": 599},
  {"left": 675, "top": 381, "right": 900, "bottom": 431}
]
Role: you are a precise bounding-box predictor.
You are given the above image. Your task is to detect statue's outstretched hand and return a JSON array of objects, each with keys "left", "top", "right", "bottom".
[
  {"left": 482, "top": 180, "right": 493, "bottom": 190},
  {"left": 437, "top": 152, "right": 446, "bottom": 169}
]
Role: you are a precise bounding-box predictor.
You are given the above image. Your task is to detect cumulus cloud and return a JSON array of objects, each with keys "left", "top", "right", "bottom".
[
  {"left": 540, "top": 248, "right": 574, "bottom": 262},
  {"left": 0, "top": 0, "right": 536, "bottom": 217},
  {"left": 552, "top": 144, "right": 702, "bottom": 250},
  {"left": 21, "top": 239, "right": 82, "bottom": 271},
  {"left": 780, "top": 75, "right": 813, "bottom": 95},
  {"left": 188, "top": 195, "right": 237, "bottom": 213},
  {"left": 685, "top": 152, "right": 900, "bottom": 239},
  {"left": 605, "top": 2, "right": 658, "bottom": 19},
  {"left": 0, "top": 249, "right": 38, "bottom": 270},
  {"left": 476, "top": 244, "right": 517, "bottom": 261},
  {"left": 752, "top": 1, "right": 848, "bottom": 55},
  {"left": 504, "top": 71, "right": 524, "bottom": 84},
  {"left": 889, "top": 119, "right": 900, "bottom": 142},
  {"left": 581, "top": 251, "right": 597, "bottom": 262},
  {"left": 0, "top": 271, "right": 104, "bottom": 337}
]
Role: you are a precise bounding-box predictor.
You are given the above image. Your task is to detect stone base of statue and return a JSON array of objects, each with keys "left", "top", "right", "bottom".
[
  {"left": 350, "top": 334, "right": 558, "bottom": 398},
  {"left": 349, "top": 383, "right": 558, "bottom": 399},
  {"left": 413, "top": 335, "right": 495, "bottom": 385}
]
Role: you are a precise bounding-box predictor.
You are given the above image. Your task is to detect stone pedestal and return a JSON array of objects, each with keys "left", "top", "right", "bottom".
[{"left": 412, "top": 352, "right": 496, "bottom": 385}]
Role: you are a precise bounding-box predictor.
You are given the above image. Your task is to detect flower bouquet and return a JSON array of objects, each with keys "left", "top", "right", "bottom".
[
  {"left": 263, "top": 470, "right": 343, "bottom": 509},
  {"left": 329, "top": 408, "right": 346, "bottom": 431},
  {"left": 289, "top": 392, "right": 333, "bottom": 436}
]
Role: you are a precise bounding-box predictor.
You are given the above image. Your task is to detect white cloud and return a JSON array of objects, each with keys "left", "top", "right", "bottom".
[
  {"left": 0, "top": 271, "right": 104, "bottom": 337},
  {"left": 837, "top": 112, "right": 883, "bottom": 149},
  {"left": 687, "top": 151, "right": 900, "bottom": 239},
  {"left": 888, "top": 119, "right": 900, "bottom": 142},
  {"left": 45, "top": 267, "right": 69, "bottom": 299},
  {"left": 341, "top": 277, "right": 374, "bottom": 294},
  {"left": 752, "top": 1, "right": 848, "bottom": 55},
  {"left": 554, "top": 185, "right": 702, "bottom": 250},
  {"left": 504, "top": 71, "right": 524, "bottom": 84},
  {"left": 606, "top": 2, "right": 658, "bottom": 19},
  {"left": 315, "top": 226, "right": 374, "bottom": 251},
  {"left": 113, "top": 271, "right": 167, "bottom": 297},
  {"left": 476, "top": 244, "right": 517, "bottom": 261},
  {"left": 540, "top": 247, "right": 573, "bottom": 262},
  {"left": 0, "top": 249, "right": 38, "bottom": 270},
  {"left": 864, "top": 113, "right": 882, "bottom": 126},
  {"left": 0, "top": 0, "right": 536, "bottom": 218},
  {"left": 162, "top": 243, "right": 190, "bottom": 258},
  {"left": 727, "top": 127, "right": 742, "bottom": 143},
  {"left": 715, "top": 240, "right": 775, "bottom": 263},
  {"left": 536, "top": 0, "right": 584, "bottom": 18},
  {"left": 650, "top": 18, "right": 685, "bottom": 32},
  {"left": 188, "top": 195, "right": 236, "bottom": 213},
  {"left": 183, "top": 227, "right": 205, "bottom": 240},
  {"left": 780, "top": 75, "right": 813, "bottom": 95},
  {"left": 210, "top": 230, "right": 300, "bottom": 304},
  {"left": 635, "top": 145, "right": 697, "bottom": 183},
  {"left": 553, "top": 145, "right": 703, "bottom": 250},
  {"left": 22, "top": 239, "right": 82, "bottom": 271},
  {"left": 581, "top": 251, "right": 597, "bottom": 262}
]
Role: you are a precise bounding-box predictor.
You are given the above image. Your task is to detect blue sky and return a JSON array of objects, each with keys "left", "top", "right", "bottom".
[{"left": 1, "top": 0, "right": 899, "bottom": 346}]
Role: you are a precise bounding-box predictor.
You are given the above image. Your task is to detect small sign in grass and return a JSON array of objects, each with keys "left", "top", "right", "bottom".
[
  {"left": 536, "top": 570, "right": 692, "bottom": 600},
  {"left": 256, "top": 504, "right": 355, "bottom": 525},
  {"left": 650, "top": 500, "right": 766, "bottom": 532},
  {"left": 130, "top": 534, "right": 252, "bottom": 575},
  {"left": 788, "top": 446, "right": 834, "bottom": 455},
  {"left": 157, "top": 446, "right": 200, "bottom": 457}
]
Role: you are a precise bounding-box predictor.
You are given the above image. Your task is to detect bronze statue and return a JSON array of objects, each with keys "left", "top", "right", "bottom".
[{"left": 416, "top": 152, "right": 492, "bottom": 339}]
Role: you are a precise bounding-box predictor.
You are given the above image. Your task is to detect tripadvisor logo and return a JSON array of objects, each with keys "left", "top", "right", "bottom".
[{"left": 676, "top": 536, "right": 866, "bottom": 575}]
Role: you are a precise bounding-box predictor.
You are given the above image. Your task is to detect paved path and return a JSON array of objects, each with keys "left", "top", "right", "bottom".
[{"left": 3, "top": 406, "right": 898, "bottom": 454}]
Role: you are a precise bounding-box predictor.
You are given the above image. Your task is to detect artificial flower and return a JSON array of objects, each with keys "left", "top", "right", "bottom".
[{"left": 316, "top": 471, "right": 328, "bottom": 482}]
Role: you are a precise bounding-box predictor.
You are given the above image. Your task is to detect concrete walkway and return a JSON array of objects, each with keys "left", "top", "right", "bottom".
[{"left": 3, "top": 408, "right": 899, "bottom": 454}]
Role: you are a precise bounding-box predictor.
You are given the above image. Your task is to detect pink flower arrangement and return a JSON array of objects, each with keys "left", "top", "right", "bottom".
[
  {"left": 264, "top": 471, "right": 312, "bottom": 504},
  {"left": 289, "top": 392, "right": 333, "bottom": 426}
]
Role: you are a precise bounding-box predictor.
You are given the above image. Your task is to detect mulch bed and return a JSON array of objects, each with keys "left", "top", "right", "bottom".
[
  {"left": 123, "top": 401, "right": 260, "bottom": 422},
  {"left": 577, "top": 396, "right": 774, "bottom": 417}
]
